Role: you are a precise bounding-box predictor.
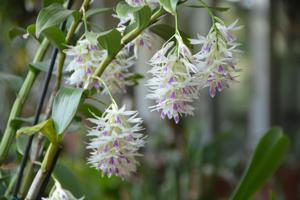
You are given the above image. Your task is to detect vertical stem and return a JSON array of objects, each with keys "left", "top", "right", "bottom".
[
  {"left": 25, "top": 144, "right": 59, "bottom": 200},
  {"left": 23, "top": 0, "right": 92, "bottom": 197},
  {"left": 0, "top": 39, "right": 50, "bottom": 163}
]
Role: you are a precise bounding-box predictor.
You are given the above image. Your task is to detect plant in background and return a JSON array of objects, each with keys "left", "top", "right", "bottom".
[{"left": 0, "top": 0, "right": 289, "bottom": 199}]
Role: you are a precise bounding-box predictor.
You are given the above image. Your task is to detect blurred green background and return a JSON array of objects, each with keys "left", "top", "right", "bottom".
[{"left": 0, "top": 0, "right": 300, "bottom": 199}]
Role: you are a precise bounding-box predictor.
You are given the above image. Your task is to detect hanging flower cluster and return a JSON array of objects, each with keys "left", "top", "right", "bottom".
[
  {"left": 146, "top": 37, "right": 201, "bottom": 124},
  {"left": 64, "top": 38, "right": 105, "bottom": 89},
  {"left": 146, "top": 20, "right": 242, "bottom": 122},
  {"left": 42, "top": 180, "right": 84, "bottom": 200},
  {"left": 101, "top": 49, "right": 136, "bottom": 94},
  {"left": 62, "top": 0, "right": 242, "bottom": 182},
  {"left": 87, "top": 104, "right": 146, "bottom": 179},
  {"left": 64, "top": 37, "right": 136, "bottom": 94},
  {"left": 191, "top": 20, "right": 242, "bottom": 97}
]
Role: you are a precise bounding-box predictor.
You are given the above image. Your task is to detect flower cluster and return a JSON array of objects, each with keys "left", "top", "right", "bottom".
[
  {"left": 146, "top": 20, "right": 241, "bottom": 122},
  {"left": 101, "top": 49, "right": 136, "bottom": 94},
  {"left": 64, "top": 38, "right": 105, "bottom": 89},
  {"left": 42, "top": 181, "right": 84, "bottom": 200},
  {"left": 87, "top": 104, "right": 146, "bottom": 179},
  {"left": 64, "top": 37, "right": 136, "bottom": 94},
  {"left": 146, "top": 38, "right": 201, "bottom": 124},
  {"left": 191, "top": 20, "right": 242, "bottom": 97}
]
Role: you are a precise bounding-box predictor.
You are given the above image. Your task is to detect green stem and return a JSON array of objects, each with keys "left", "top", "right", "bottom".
[
  {"left": 41, "top": 143, "right": 58, "bottom": 172},
  {"left": 0, "top": 39, "right": 50, "bottom": 164},
  {"left": 23, "top": 0, "right": 92, "bottom": 198},
  {"left": 25, "top": 143, "right": 58, "bottom": 200},
  {"left": 4, "top": 172, "right": 17, "bottom": 197},
  {"left": 93, "top": 7, "right": 165, "bottom": 78}
]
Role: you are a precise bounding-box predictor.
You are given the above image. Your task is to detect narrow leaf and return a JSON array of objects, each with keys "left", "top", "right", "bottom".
[
  {"left": 159, "top": 0, "right": 178, "bottom": 15},
  {"left": 16, "top": 135, "right": 28, "bottom": 155},
  {"left": 116, "top": 1, "right": 140, "bottom": 18},
  {"left": 230, "top": 128, "right": 289, "bottom": 200},
  {"left": 16, "top": 119, "right": 57, "bottom": 144},
  {"left": 0, "top": 72, "right": 23, "bottom": 92},
  {"left": 42, "top": 26, "right": 66, "bottom": 51},
  {"left": 8, "top": 27, "right": 26, "bottom": 40},
  {"left": 125, "top": 73, "right": 144, "bottom": 85},
  {"left": 27, "top": 24, "right": 36, "bottom": 37},
  {"left": 97, "top": 29, "right": 122, "bottom": 57},
  {"left": 42, "top": 0, "right": 64, "bottom": 7},
  {"left": 183, "top": 4, "right": 229, "bottom": 12},
  {"left": 134, "top": 6, "right": 152, "bottom": 29},
  {"left": 11, "top": 116, "right": 35, "bottom": 128},
  {"left": 52, "top": 87, "right": 84, "bottom": 134},
  {"left": 86, "top": 8, "right": 112, "bottom": 18},
  {"left": 36, "top": 3, "right": 74, "bottom": 37},
  {"left": 29, "top": 60, "right": 50, "bottom": 73},
  {"left": 78, "top": 103, "right": 102, "bottom": 118}
]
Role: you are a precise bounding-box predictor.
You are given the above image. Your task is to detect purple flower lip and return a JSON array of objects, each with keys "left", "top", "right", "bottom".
[
  {"left": 217, "top": 81, "right": 223, "bottom": 92},
  {"left": 209, "top": 84, "right": 216, "bottom": 98},
  {"left": 108, "top": 168, "right": 113, "bottom": 177},
  {"left": 218, "top": 65, "right": 225, "bottom": 74},
  {"left": 115, "top": 116, "right": 122, "bottom": 124},
  {"left": 113, "top": 140, "right": 119, "bottom": 148},
  {"left": 86, "top": 67, "right": 92, "bottom": 75},
  {"left": 173, "top": 104, "right": 178, "bottom": 112},
  {"left": 174, "top": 115, "right": 180, "bottom": 124},
  {"left": 168, "top": 77, "right": 174, "bottom": 85},
  {"left": 115, "top": 168, "right": 119, "bottom": 175},
  {"left": 102, "top": 131, "right": 108, "bottom": 136},
  {"left": 170, "top": 91, "right": 176, "bottom": 99},
  {"left": 139, "top": 39, "right": 145, "bottom": 47},
  {"left": 163, "top": 65, "right": 168, "bottom": 73},
  {"left": 109, "top": 157, "right": 115, "bottom": 165},
  {"left": 76, "top": 56, "right": 83, "bottom": 63},
  {"left": 160, "top": 111, "right": 166, "bottom": 119}
]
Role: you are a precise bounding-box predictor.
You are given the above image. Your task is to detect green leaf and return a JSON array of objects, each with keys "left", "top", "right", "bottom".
[
  {"left": 0, "top": 72, "right": 23, "bottom": 92},
  {"left": 36, "top": 3, "right": 75, "bottom": 37},
  {"left": 134, "top": 6, "right": 152, "bottom": 29},
  {"left": 183, "top": 4, "right": 229, "bottom": 12},
  {"left": 54, "top": 162, "right": 84, "bottom": 197},
  {"left": 42, "top": 0, "right": 64, "bottom": 7},
  {"left": 78, "top": 103, "right": 102, "bottom": 118},
  {"left": 229, "top": 128, "right": 289, "bottom": 200},
  {"left": 125, "top": 73, "right": 144, "bottom": 85},
  {"left": 27, "top": 24, "right": 36, "bottom": 35},
  {"left": 16, "top": 119, "right": 58, "bottom": 144},
  {"left": 97, "top": 29, "right": 122, "bottom": 57},
  {"left": 16, "top": 135, "right": 28, "bottom": 155},
  {"left": 86, "top": 8, "right": 112, "bottom": 18},
  {"left": 29, "top": 60, "right": 49, "bottom": 73},
  {"left": 8, "top": 27, "right": 26, "bottom": 40},
  {"left": 24, "top": 24, "right": 43, "bottom": 42},
  {"left": 159, "top": 0, "right": 178, "bottom": 15},
  {"left": 116, "top": 1, "right": 140, "bottom": 18},
  {"left": 85, "top": 31, "right": 98, "bottom": 45},
  {"left": 52, "top": 87, "right": 84, "bottom": 134},
  {"left": 42, "top": 26, "right": 66, "bottom": 50},
  {"left": 11, "top": 116, "right": 35, "bottom": 128},
  {"left": 150, "top": 23, "right": 192, "bottom": 49}
]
